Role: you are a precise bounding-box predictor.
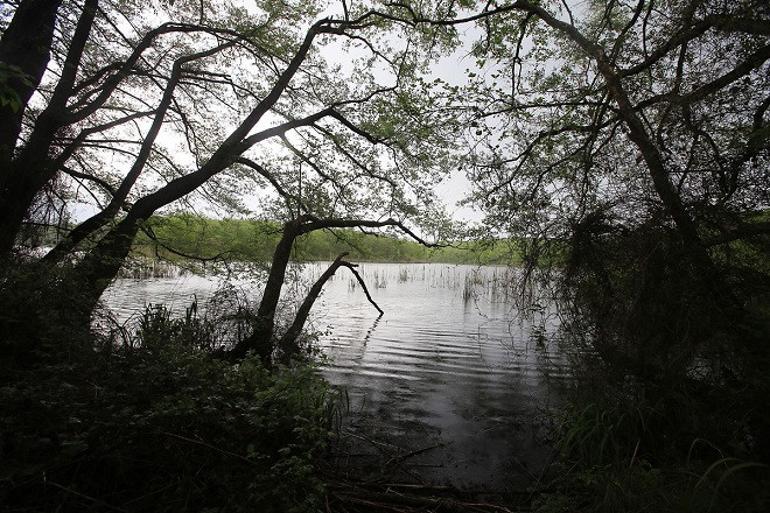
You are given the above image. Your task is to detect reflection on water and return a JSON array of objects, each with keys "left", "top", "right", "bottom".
[{"left": 103, "top": 262, "right": 571, "bottom": 490}]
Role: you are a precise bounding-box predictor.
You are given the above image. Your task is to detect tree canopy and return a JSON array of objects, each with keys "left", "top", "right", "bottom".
[
  {"left": 3, "top": 2, "right": 770, "bottom": 511},
  {"left": 0, "top": 0, "right": 474, "bottom": 363},
  {"left": 452, "top": 0, "right": 770, "bottom": 282},
  {"left": 4, "top": 0, "right": 770, "bottom": 341},
  {"left": 0, "top": 0, "right": 461, "bottom": 283}
]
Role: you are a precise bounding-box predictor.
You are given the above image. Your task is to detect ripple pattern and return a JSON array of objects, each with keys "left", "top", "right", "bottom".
[{"left": 104, "top": 263, "right": 573, "bottom": 489}]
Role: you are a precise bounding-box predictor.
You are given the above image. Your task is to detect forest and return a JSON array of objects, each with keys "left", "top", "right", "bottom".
[
  {"left": 126, "top": 214, "right": 519, "bottom": 264},
  {"left": 1, "top": 1, "right": 770, "bottom": 512}
]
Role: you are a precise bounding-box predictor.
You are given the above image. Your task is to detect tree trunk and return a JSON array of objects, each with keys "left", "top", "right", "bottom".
[
  {"left": 509, "top": 3, "right": 742, "bottom": 317},
  {"left": 70, "top": 216, "right": 141, "bottom": 322},
  {"left": 68, "top": 213, "right": 411, "bottom": 355},
  {"left": 0, "top": 156, "right": 62, "bottom": 254},
  {"left": 0, "top": 0, "right": 62, "bottom": 255},
  {"left": 0, "top": 173, "right": 33, "bottom": 256},
  {"left": 0, "top": 0, "right": 98, "bottom": 258},
  {"left": 594, "top": 54, "right": 741, "bottom": 315},
  {"left": 229, "top": 220, "right": 301, "bottom": 361},
  {"left": 277, "top": 254, "right": 347, "bottom": 363},
  {"left": 277, "top": 254, "right": 383, "bottom": 364},
  {"left": 0, "top": 0, "right": 61, "bottom": 156},
  {"left": 43, "top": 40, "right": 223, "bottom": 264}
]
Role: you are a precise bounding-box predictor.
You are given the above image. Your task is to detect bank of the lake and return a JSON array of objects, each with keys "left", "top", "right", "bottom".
[{"left": 130, "top": 214, "right": 522, "bottom": 265}]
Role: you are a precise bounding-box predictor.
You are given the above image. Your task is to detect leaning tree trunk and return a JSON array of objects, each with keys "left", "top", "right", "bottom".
[
  {"left": 0, "top": 0, "right": 63, "bottom": 256},
  {"left": 43, "top": 41, "right": 219, "bottom": 265},
  {"left": 229, "top": 219, "right": 302, "bottom": 361},
  {"left": 0, "top": 166, "right": 45, "bottom": 257},
  {"left": 0, "top": 0, "right": 61, "bottom": 156},
  {"left": 70, "top": 211, "right": 421, "bottom": 352},
  {"left": 0, "top": 0, "right": 98, "bottom": 258},
  {"left": 277, "top": 253, "right": 383, "bottom": 364},
  {"left": 597, "top": 56, "right": 741, "bottom": 316},
  {"left": 509, "top": 4, "right": 742, "bottom": 319},
  {"left": 68, "top": 215, "right": 141, "bottom": 325}
]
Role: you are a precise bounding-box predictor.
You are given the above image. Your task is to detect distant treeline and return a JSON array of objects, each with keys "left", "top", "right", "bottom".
[{"left": 133, "top": 214, "right": 519, "bottom": 265}]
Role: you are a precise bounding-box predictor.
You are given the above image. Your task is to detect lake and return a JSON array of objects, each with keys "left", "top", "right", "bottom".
[{"left": 103, "top": 262, "right": 571, "bottom": 491}]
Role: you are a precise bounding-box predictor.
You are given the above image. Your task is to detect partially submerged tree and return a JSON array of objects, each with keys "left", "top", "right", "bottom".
[
  {"left": 229, "top": 214, "right": 440, "bottom": 361},
  {"left": 0, "top": 0, "right": 458, "bottom": 354}
]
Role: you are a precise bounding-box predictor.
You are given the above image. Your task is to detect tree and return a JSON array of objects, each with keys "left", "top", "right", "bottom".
[
  {"left": 0, "top": 0, "right": 459, "bottom": 351},
  {"left": 404, "top": 0, "right": 770, "bottom": 311},
  {"left": 396, "top": 0, "right": 770, "bottom": 466},
  {"left": 337, "top": 0, "right": 770, "bottom": 380},
  {"left": 228, "top": 214, "right": 436, "bottom": 362}
]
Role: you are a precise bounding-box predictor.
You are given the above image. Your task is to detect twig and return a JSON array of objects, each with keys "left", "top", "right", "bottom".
[
  {"left": 161, "top": 431, "right": 257, "bottom": 466},
  {"left": 46, "top": 481, "right": 129, "bottom": 513},
  {"left": 384, "top": 443, "right": 444, "bottom": 468},
  {"left": 342, "top": 263, "right": 384, "bottom": 315},
  {"left": 343, "top": 429, "right": 399, "bottom": 451}
]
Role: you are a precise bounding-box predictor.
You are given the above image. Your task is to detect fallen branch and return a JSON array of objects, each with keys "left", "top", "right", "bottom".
[
  {"left": 278, "top": 253, "right": 383, "bottom": 361},
  {"left": 384, "top": 443, "right": 445, "bottom": 468},
  {"left": 340, "top": 261, "right": 384, "bottom": 316},
  {"left": 161, "top": 431, "right": 257, "bottom": 466},
  {"left": 329, "top": 488, "right": 524, "bottom": 513},
  {"left": 45, "top": 481, "right": 129, "bottom": 513}
]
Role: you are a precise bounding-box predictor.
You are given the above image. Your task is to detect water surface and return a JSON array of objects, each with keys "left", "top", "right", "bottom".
[{"left": 104, "top": 262, "right": 570, "bottom": 490}]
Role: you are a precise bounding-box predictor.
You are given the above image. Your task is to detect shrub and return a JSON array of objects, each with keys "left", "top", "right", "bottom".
[{"left": 0, "top": 305, "right": 339, "bottom": 513}]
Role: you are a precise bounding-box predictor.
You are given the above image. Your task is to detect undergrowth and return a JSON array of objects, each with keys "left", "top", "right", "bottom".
[
  {"left": 534, "top": 374, "right": 770, "bottom": 513},
  {"left": 533, "top": 221, "right": 770, "bottom": 512},
  {"left": 0, "top": 304, "right": 340, "bottom": 513}
]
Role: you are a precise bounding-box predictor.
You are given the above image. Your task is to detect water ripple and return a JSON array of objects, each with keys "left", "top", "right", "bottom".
[{"left": 104, "top": 262, "right": 571, "bottom": 489}]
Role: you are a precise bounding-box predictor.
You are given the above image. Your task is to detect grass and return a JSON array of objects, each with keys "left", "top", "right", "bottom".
[{"left": 531, "top": 352, "right": 770, "bottom": 513}]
